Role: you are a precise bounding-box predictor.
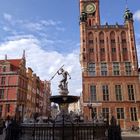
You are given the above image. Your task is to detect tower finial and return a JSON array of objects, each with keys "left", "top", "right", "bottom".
[
  {"left": 5, "top": 54, "right": 7, "bottom": 60},
  {"left": 125, "top": 0, "right": 128, "bottom": 9},
  {"left": 22, "top": 50, "right": 25, "bottom": 59}
]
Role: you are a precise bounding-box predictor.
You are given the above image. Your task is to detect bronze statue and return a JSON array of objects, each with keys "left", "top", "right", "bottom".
[{"left": 57, "top": 68, "right": 71, "bottom": 90}]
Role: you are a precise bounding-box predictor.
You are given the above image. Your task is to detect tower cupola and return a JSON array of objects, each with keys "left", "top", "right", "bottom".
[{"left": 124, "top": 8, "right": 133, "bottom": 22}]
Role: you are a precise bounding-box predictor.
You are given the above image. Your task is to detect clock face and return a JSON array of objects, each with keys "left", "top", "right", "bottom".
[{"left": 85, "top": 3, "right": 96, "bottom": 14}]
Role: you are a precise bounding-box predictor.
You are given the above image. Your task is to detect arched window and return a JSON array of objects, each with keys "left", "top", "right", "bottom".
[
  {"left": 99, "top": 32, "right": 104, "bottom": 46},
  {"left": 110, "top": 31, "right": 116, "bottom": 52},
  {"left": 89, "top": 19, "right": 92, "bottom": 26},
  {"left": 121, "top": 31, "right": 128, "bottom": 61},
  {"left": 110, "top": 31, "right": 117, "bottom": 61},
  {"left": 88, "top": 63, "right": 95, "bottom": 76},
  {"left": 121, "top": 31, "right": 127, "bottom": 46},
  {"left": 99, "top": 32, "right": 105, "bottom": 61},
  {"left": 88, "top": 32, "right": 93, "bottom": 45}
]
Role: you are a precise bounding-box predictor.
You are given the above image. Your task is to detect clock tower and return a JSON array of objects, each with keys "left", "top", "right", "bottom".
[{"left": 80, "top": 0, "right": 100, "bottom": 26}]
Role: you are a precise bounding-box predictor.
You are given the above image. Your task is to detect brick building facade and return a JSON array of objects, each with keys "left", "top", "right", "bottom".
[
  {"left": 0, "top": 52, "right": 51, "bottom": 120},
  {"left": 79, "top": 0, "right": 140, "bottom": 129}
]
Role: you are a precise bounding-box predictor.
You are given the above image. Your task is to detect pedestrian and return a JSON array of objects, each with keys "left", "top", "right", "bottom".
[{"left": 5, "top": 119, "right": 20, "bottom": 140}]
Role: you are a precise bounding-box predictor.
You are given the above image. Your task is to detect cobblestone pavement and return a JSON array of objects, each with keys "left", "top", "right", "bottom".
[{"left": 123, "top": 136, "right": 140, "bottom": 140}]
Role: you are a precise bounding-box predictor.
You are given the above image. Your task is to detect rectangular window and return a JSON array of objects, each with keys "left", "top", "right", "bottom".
[
  {"left": 100, "top": 40, "right": 104, "bottom": 44},
  {"left": 122, "top": 39, "right": 126, "bottom": 43},
  {"left": 0, "top": 105, "right": 2, "bottom": 117},
  {"left": 101, "top": 63, "right": 107, "bottom": 76},
  {"left": 89, "top": 40, "right": 93, "bottom": 45},
  {"left": 88, "top": 63, "right": 96, "bottom": 76},
  {"left": 115, "top": 85, "right": 122, "bottom": 101},
  {"left": 89, "top": 48, "right": 94, "bottom": 53},
  {"left": 1, "top": 77, "right": 6, "bottom": 85},
  {"left": 123, "top": 48, "right": 127, "bottom": 53},
  {"left": 0, "top": 89, "right": 4, "bottom": 99},
  {"left": 102, "top": 108, "right": 109, "bottom": 119},
  {"left": 100, "top": 48, "right": 105, "bottom": 53},
  {"left": 102, "top": 85, "right": 109, "bottom": 101},
  {"left": 112, "top": 48, "right": 116, "bottom": 53},
  {"left": 125, "top": 62, "right": 131, "bottom": 75},
  {"left": 90, "top": 85, "right": 96, "bottom": 101},
  {"left": 130, "top": 107, "right": 137, "bottom": 121},
  {"left": 128, "top": 85, "right": 135, "bottom": 101},
  {"left": 113, "top": 62, "right": 120, "bottom": 76},
  {"left": 111, "top": 39, "right": 115, "bottom": 43},
  {"left": 116, "top": 108, "right": 124, "bottom": 119}
]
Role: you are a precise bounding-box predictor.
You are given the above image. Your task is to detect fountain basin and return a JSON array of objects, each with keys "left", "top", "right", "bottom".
[{"left": 50, "top": 95, "right": 79, "bottom": 104}]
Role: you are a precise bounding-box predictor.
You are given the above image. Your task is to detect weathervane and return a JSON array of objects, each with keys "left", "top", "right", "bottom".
[{"left": 125, "top": 0, "right": 128, "bottom": 9}]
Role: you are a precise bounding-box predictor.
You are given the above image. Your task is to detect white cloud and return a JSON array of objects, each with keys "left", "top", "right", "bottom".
[
  {"left": 2, "top": 13, "right": 64, "bottom": 35},
  {"left": 0, "top": 36, "right": 82, "bottom": 96},
  {"left": 134, "top": 10, "right": 140, "bottom": 21},
  {"left": 3, "top": 13, "right": 12, "bottom": 21}
]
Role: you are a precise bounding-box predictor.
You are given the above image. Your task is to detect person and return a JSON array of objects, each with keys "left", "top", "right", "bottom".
[
  {"left": 57, "top": 68, "right": 71, "bottom": 90},
  {"left": 5, "top": 119, "right": 20, "bottom": 140},
  {"left": 0, "top": 119, "right": 5, "bottom": 135}
]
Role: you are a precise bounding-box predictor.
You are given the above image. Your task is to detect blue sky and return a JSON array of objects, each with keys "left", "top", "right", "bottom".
[{"left": 0, "top": 0, "right": 140, "bottom": 95}]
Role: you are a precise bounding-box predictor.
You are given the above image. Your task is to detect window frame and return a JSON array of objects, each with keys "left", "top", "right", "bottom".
[
  {"left": 116, "top": 108, "right": 125, "bottom": 119},
  {"left": 101, "top": 63, "right": 108, "bottom": 76},
  {"left": 88, "top": 63, "right": 96, "bottom": 76},
  {"left": 90, "top": 85, "right": 96, "bottom": 102},
  {"left": 130, "top": 107, "right": 138, "bottom": 121},
  {"left": 102, "top": 85, "right": 109, "bottom": 101},
  {"left": 113, "top": 62, "right": 120, "bottom": 76},
  {"left": 115, "top": 85, "right": 122, "bottom": 101},
  {"left": 127, "top": 85, "right": 135, "bottom": 101}
]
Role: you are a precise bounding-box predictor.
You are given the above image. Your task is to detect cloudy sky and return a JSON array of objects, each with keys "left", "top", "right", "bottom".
[{"left": 0, "top": 0, "right": 140, "bottom": 96}]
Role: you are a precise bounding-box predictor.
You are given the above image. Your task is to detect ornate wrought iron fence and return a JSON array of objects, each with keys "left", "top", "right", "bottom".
[{"left": 20, "top": 122, "right": 108, "bottom": 140}]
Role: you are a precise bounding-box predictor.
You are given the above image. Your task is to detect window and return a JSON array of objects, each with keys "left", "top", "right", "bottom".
[
  {"left": 128, "top": 85, "right": 135, "bottom": 101},
  {"left": 3, "top": 66, "right": 6, "bottom": 72},
  {"left": 89, "top": 40, "right": 93, "bottom": 44},
  {"left": 0, "top": 105, "right": 2, "bottom": 117},
  {"left": 112, "top": 48, "right": 116, "bottom": 53},
  {"left": 130, "top": 107, "right": 137, "bottom": 121},
  {"left": 88, "top": 63, "right": 96, "bottom": 76},
  {"left": 116, "top": 108, "right": 124, "bottom": 119},
  {"left": 123, "top": 48, "right": 127, "bottom": 53},
  {"left": 125, "top": 62, "right": 131, "bottom": 75},
  {"left": 115, "top": 85, "right": 122, "bottom": 101},
  {"left": 1, "top": 77, "right": 6, "bottom": 85},
  {"left": 100, "top": 40, "right": 104, "bottom": 44},
  {"left": 102, "top": 108, "right": 109, "bottom": 119},
  {"left": 90, "top": 85, "right": 96, "bottom": 101},
  {"left": 122, "top": 39, "right": 126, "bottom": 44},
  {"left": 102, "top": 85, "right": 109, "bottom": 101},
  {"left": 111, "top": 39, "right": 115, "bottom": 44},
  {"left": 0, "top": 89, "right": 4, "bottom": 99},
  {"left": 89, "top": 48, "right": 94, "bottom": 53},
  {"left": 100, "top": 48, "right": 105, "bottom": 53},
  {"left": 113, "top": 62, "right": 120, "bottom": 76},
  {"left": 101, "top": 63, "right": 107, "bottom": 76},
  {"left": 6, "top": 104, "right": 10, "bottom": 113}
]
